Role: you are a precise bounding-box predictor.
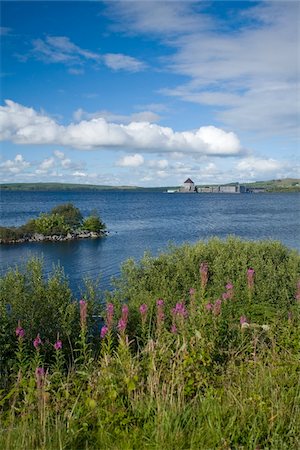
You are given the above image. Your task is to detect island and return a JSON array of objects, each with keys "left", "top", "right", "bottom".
[{"left": 0, "top": 203, "right": 107, "bottom": 244}]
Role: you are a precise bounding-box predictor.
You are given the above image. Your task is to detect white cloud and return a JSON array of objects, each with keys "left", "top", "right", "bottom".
[
  {"left": 0, "top": 154, "right": 30, "bottom": 174},
  {"left": 117, "top": 154, "right": 144, "bottom": 167},
  {"left": 236, "top": 157, "right": 283, "bottom": 173},
  {"left": 53, "top": 150, "right": 65, "bottom": 159},
  {"left": 0, "top": 100, "right": 242, "bottom": 156},
  {"left": 73, "top": 108, "right": 160, "bottom": 124},
  {"left": 39, "top": 157, "right": 55, "bottom": 171},
  {"left": 103, "top": 53, "right": 146, "bottom": 72}
]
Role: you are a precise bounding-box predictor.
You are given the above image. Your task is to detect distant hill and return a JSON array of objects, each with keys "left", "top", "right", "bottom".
[{"left": 0, "top": 179, "right": 299, "bottom": 192}]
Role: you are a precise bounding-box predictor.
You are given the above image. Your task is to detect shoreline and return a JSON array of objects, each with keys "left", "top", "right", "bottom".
[{"left": 0, "top": 229, "right": 108, "bottom": 245}]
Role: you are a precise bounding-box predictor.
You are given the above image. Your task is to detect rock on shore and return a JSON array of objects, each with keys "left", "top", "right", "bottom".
[{"left": 0, "top": 229, "right": 107, "bottom": 245}]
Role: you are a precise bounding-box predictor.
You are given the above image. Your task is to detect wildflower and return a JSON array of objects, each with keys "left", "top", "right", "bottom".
[
  {"left": 33, "top": 333, "right": 42, "bottom": 349},
  {"left": 156, "top": 299, "right": 165, "bottom": 327},
  {"left": 54, "top": 340, "right": 62, "bottom": 350},
  {"left": 213, "top": 299, "right": 222, "bottom": 316},
  {"left": 106, "top": 303, "right": 114, "bottom": 329},
  {"left": 100, "top": 324, "right": 108, "bottom": 339},
  {"left": 240, "top": 315, "right": 248, "bottom": 325},
  {"left": 121, "top": 304, "right": 129, "bottom": 323},
  {"left": 171, "top": 324, "right": 177, "bottom": 334},
  {"left": 117, "top": 318, "right": 127, "bottom": 334},
  {"left": 79, "top": 299, "right": 87, "bottom": 329},
  {"left": 15, "top": 320, "right": 25, "bottom": 339},
  {"left": 189, "top": 288, "right": 196, "bottom": 296},
  {"left": 172, "top": 302, "right": 188, "bottom": 318},
  {"left": 205, "top": 303, "right": 213, "bottom": 311},
  {"left": 295, "top": 280, "right": 300, "bottom": 302},
  {"left": 222, "top": 292, "right": 230, "bottom": 300},
  {"left": 200, "top": 262, "right": 208, "bottom": 290},
  {"left": 139, "top": 304, "right": 148, "bottom": 324},
  {"left": 261, "top": 324, "right": 270, "bottom": 332},
  {"left": 247, "top": 268, "right": 255, "bottom": 290},
  {"left": 226, "top": 282, "right": 234, "bottom": 290},
  {"left": 35, "top": 367, "right": 45, "bottom": 389}
]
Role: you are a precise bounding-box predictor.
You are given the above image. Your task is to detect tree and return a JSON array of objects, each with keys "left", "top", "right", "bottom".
[
  {"left": 51, "top": 203, "right": 83, "bottom": 229},
  {"left": 82, "top": 213, "right": 106, "bottom": 233}
]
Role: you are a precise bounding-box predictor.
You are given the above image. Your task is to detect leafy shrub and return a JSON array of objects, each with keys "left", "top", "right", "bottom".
[
  {"left": 51, "top": 203, "right": 83, "bottom": 228},
  {"left": 34, "top": 212, "right": 69, "bottom": 236},
  {"left": 82, "top": 213, "right": 106, "bottom": 233}
]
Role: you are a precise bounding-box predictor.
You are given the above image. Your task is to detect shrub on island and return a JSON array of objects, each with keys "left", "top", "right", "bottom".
[{"left": 0, "top": 203, "right": 106, "bottom": 243}]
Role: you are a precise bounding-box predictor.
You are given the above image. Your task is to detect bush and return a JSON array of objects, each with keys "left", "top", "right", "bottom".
[
  {"left": 82, "top": 213, "right": 106, "bottom": 233},
  {"left": 51, "top": 203, "right": 83, "bottom": 228},
  {"left": 34, "top": 212, "right": 69, "bottom": 236}
]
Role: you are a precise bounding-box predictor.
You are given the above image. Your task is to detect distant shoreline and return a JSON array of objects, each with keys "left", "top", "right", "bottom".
[{"left": 1, "top": 179, "right": 300, "bottom": 193}]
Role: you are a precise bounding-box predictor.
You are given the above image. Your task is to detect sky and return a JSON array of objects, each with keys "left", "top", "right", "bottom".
[{"left": 0, "top": 0, "right": 299, "bottom": 187}]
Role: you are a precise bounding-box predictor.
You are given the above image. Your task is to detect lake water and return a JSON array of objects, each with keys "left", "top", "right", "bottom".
[{"left": 0, "top": 190, "right": 299, "bottom": 294}]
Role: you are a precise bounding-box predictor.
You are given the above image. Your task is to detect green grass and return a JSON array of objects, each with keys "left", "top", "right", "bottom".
[{"left": 0, "top": 237, "right": 299, "bottom": 449}]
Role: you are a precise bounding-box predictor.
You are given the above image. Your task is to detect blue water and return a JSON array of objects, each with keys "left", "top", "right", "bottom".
[{"left": 0, "top": 190, "right": 299, "bottom": 294}]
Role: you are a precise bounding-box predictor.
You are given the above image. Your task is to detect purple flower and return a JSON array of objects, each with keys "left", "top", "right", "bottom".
[
  {"left": 247, "top": 268, "right": 255, "bottom": 290},
  {"left": 156, "top": 299, "right": 165, "bottom": 327},
  {"left": 200, "top": 262, "right": 209, "bottom": 290},
  {"left": 172, "top": 302, "right": 188, "bottom": 318},
  {"left": 213, "top": 299, "right": 222, "bottom": 316},
  {"left": 35, "top": 367, "right": 45, "bottom": 389},
  {"left": 139, "top": 304, "right": 148, "bottom": 324},
  {"left": 205, "top": 303, "right": 213, "bottom": 311},
  {"left": 226, "top": 282, "right": 234, "bottom": 291},
  {"left": 79, "top": 299, "right": 87, "bottom": 329},
  {"left": 117, "top": 318, "right": 127, "bottom": 333},
  {"left": 171, "top": 324, "right": 177, "bottom": 334},
  {"left": 240, "top": 315, "right": 248, "bottom": 325},
  {"left": 54, "top": 340, "right": 62, "bottom": 350},
  {"left": 222, "top": 292, "right": 230, "bottom": 300},
  {"left": 33, "top": 333, "right": 42, "bottom": 349},
  {"left": 106, "top": 303, "right": 114, "bottom": 329},
  {"left": 121, "top": 304, "right": 129, "bottom": 322},
  {"left": 100, "top": 324, "right": 108, "bottom": 339},
  {"left": 16, "top": 321, "right": 25, "bottom": 339}
]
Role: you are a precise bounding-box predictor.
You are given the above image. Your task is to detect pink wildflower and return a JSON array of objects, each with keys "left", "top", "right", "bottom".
[
  {"left": 200, "top": 262, "right": 209, "bottom": 290},
  {"left": 226, "top": 283, "right": 234, "bottom": 290},
  {"left": 213, "top": 299, "right": 222, "bottom": 316},
  {"left": 139, "top": 304, "right": 148, "bottom": 324},
  {"left": 79, "top": 299, "right": 87, "bottom": 329},
  {"left": 171, "top": 324, "right": 177, "bottom": 334},
  {"left": 172, "top": 302, "right": 188, "bottom": 318},
  {"left": 106, "top": 303, "right": 114, "bottom": 329},
  {"left": 100, "top": 324, "right": 108, "bottom": 339},
  {"left": 54, "top": 340, "right": 62, "bottom": 350},
  {"left": 121, "top": 304, "right": 129, "bottom": 323},
  {"left": 33, "top": 333, "right": 42, "bottom": 349},
  {"left": 247, "top": 268, "right": 255, "bottom": 290},
  {"left": 205, "top": 303, "right": 213, "bottom": 311},
  {"left": 35, "top": 367, "right": 45, "bottom": 389},
  {"left": 295, "top": 280, "right": 300, "bottom": 302},
  {"left": 240, "top": 315, "right": 248, "bottom": 325},
  {"left": 15, "top": 320, "right": 25, "bottom": 339},
  {"left": 189, "top": 288, "right": 196, "bottom": 296},
  {"left": 117, "top": 318, "right": 127, "bottom": 334},
  {"left": 156, "top": 299, "right": 165, "bottom": 327},
  {"left": 222, "top": 292, "right": 230, "bottom": 300}
]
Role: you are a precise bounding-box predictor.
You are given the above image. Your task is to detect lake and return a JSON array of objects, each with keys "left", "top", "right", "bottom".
[{"left": 0, "top": 190, "right": 299, "bottom": 294}]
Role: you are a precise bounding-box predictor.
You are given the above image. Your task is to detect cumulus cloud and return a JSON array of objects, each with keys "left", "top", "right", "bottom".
[
  {"left": 0, "top": 100, "right": 242, "bottom": 156},
  {"left": 117, "top": 154, "right": 144, "bottom": 167},
  {"left": 236, "top": 157, "right": 284, "bottom": 173},
  {"left": 0, "top": 154, "right": 30, "bottom": 174}
]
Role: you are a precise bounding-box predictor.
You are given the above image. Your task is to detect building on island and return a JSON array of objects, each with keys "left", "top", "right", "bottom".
[{"left": 179, "top": 178, "right": 198, "bottom": 193}]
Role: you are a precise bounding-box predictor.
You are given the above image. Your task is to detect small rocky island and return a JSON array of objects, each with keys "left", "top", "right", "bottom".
[{"left": 0, "top": 203, "right": 107, "bottom": 244}]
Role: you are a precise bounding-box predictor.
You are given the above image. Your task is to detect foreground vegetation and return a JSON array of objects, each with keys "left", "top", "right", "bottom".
[
  {"left": 0, "top": 237, "right": 299, "bottom": 449},
  {"left": 0, "top": 203, "right": 106, "bottom": 244}
]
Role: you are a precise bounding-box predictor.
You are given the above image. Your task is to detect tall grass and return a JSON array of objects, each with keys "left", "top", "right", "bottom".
[{"left": 0, "top": 238, "right": 299, "bottom": 449}]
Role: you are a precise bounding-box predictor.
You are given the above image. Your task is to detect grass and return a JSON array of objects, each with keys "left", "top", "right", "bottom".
[{"left": 0, "top": 237, "right": 299, "bottom": 449}]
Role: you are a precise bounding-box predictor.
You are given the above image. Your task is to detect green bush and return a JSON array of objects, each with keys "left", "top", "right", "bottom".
[
  {"left": 82, "top": 213, "right": 106, "bottom": 233},
  {"left": 34, "top": 212, "right": 69, "bottom": 236},
  {"left": 51, "top": 203, "right": 83, "bottom": 228}
]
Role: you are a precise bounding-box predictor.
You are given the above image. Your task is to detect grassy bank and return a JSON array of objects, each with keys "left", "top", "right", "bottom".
[{"left": 0, "top": 237, "right": 299, "bottom": 449}]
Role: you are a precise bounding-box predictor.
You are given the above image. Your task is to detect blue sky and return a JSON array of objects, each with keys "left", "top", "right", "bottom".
[{"left": 1, "top": 0, "right": 299, "bottom": 186}]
